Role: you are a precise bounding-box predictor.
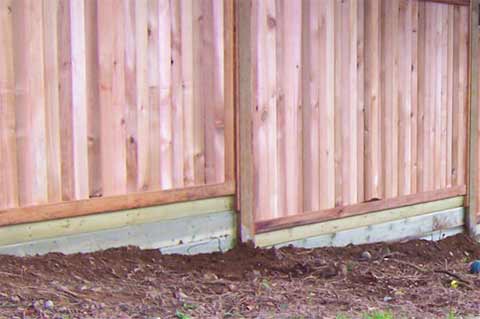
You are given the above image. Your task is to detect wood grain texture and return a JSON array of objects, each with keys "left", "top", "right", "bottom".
[
  {"left": 98, "top": 0, "right": 128, "bottom": 195},
  {"left": 12, "top": 0, "right": 48, "bottom": 206},
  {"left": 0, "top": 0, "right": 234, "bottom": 226},
  {"left": 0, "top": 0, "right": 19, "bottom": 209},
  {"left": 42, "top": 0, "right": 62, "bottom": 203},
  {"left": 248, "top": 0, "right": 470, "bottom": 226},
  {"left": 256, "top": 185, "right": 466, "bottom": 233}
]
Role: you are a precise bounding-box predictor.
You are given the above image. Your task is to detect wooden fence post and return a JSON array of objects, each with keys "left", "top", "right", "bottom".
[
  {"left": 236, "top": 0, "right": 255, "bottom": 242},
  {"left": 467, "top": 0, "right": 480, "bottom": 239}
]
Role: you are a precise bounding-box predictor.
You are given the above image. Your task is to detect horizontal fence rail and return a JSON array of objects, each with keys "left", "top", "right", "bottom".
[
  {"left": 239, "top": 0, "right": 470, "bottom": 232},
  {"left": 0, "top": 0, "right": 234, "bottom": 224}
]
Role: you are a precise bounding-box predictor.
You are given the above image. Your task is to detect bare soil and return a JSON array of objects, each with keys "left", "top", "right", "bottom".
[{"left": 1, "top": 234, "right": 480, "bottom": 318}]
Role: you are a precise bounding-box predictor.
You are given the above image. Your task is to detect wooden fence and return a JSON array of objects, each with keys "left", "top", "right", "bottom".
[
  {"left": 0, "top": 0, "right": 234, "bottom": 225},
  {"left": 238, "top": 0, "right": 472, "bottom": 234}
]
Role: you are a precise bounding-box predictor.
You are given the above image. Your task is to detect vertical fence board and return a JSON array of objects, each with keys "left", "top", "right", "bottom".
[
  {"left": 58, "top": 0, "right": 75, "bottom": 201},
  {"left": 318, "top": 1, "right": 336, "bottom": 210},
  {"left": 42, "top": 0, "right": 62, "bottom": 203},
  {"left": 85, "top": 0, "right": 102, "bottom": 198},
  {"left": 381, "top": 0, "right": 399, "bottom": 199},
  {"left": 364, "top": 0, "right": 382, "bottom": 201},
  {"left": 70, "top": 0, "right": 89, "bottom": 199},
  {"left": 158, "top": 0, "right": 173, "bottom": 190},
  {"left": 446, "top": 6, "right": 454, "bottom": 187},
  {"left": 0, "top": 0, "right": 19, "bottom": 209},
  {"left": 193, "top": 0, "right": 206, "bottom": 186},
  {"left": 224, "top": 0, "right": 235, "bottom": 185},
  {"left": 252, "top": 0, "right": 278, "bottom": 220},
  {"left": 135, "top": 0, "right": 150, "bottom": 192},
  {"left": 213, "top": 0, "right": 226, "bottom": 184},
  {"left": 417, "top": 2, "right": 426, "bottom": 192},
  {"left": 124, "top": 0, "right": 139, "bottom": 193},
  {"left": 303, "top": 0, "right": 319, "bottom": 212},
  {"left": 410, "top": 0, "right": 419, "bottom": 194},
  {"left": 147, "top": 0, "right": 161, "bottom": 191},
  {"left": 453, "top": 6, "right": 469, "bottom": 186},
  {"left": 275, "top": 0, "right": 286, "bottom": 216},
  {"left": 12, "top": 0, "right": 48, "bottom": 206},
  {"left": 181, "top": 0, "right": 195, "bottom": 187},
  {"left": 200, "top": 0, "right": 225, "bottom": 185},
  {"left": 282, "top": 0, "right": 302, "bottom": 215},
  {"left": 98, "top": 0, "right": 127, "bottom": 195},
  {"left": 170, "top": 0, "right": 185, "bottom": 189},
  {"left": 356, "top": 0, "right": 365, "bottom": 204},
  {"left": 398, "top": 0, "right": 413, "bottom": 196}
]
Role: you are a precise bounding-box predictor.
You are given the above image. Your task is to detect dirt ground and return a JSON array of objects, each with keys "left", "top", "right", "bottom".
[{"left": 0, "top": 234, "right": 480, "bottom": 318}]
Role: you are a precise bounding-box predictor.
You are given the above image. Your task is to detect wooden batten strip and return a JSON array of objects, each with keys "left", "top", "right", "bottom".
[
  {"left": 256, "top": 185, "right": 466, "bottom": 233},
  {"left": 466, "top": 0, "right": 479, "bottom": 235},
  {"left": 418, "top": 0, "right": 469, "bottom": 5},
  {"left": 255, "top": 196, "right": 465, "bottom": 247},
  {"left": 0, "top": 181, "right": 235, "bottom": 227},
  {"left": 237, "top": 0, "right": 255, "bottom": 241}
]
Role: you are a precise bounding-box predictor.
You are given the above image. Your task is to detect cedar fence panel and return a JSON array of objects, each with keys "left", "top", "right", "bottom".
[
  {"left": 241, "top": 0, "right": 471, "bottom": 232},
  {"left": 0, "top": 0, "right": 234, "bottom": 224}
]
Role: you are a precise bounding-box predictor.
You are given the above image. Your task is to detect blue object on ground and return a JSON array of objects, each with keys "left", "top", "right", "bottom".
[{"left": 470, "top": 260, "right": 480, "bottom": 274}]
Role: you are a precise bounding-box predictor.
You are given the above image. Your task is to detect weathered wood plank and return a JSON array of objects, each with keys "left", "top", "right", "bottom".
[
  {"left": 42, "top": 0, "right": 62, "bottom": 203},
  {"left": 364, "top": 0, "right": 382, "bottom": 201},
  {"left": 158, "top": 0, "right": 173, "bottom": 190},
  {"left": 124, "top": 0, "right": 139, "bottom": 193},
  {"left": 252, "top": 0, "right": 278, "bottom": 220},
  {"left": 170, "top": 0, "right": 185, "bottom": 189},
  {"left": 302, "top": 0, "right": 319, "bottom": 212},
  {"left": 318, "top": 0, "right": 336, "bottom": 209},
  {"left": 237, "top": 0, "right": 255, "bottom": 241},
  {"left": 98, "top": 0, "right": 127, "bottom": 195},
  {"left": 70, "top": 0, "right": 89, "bottom": 199},
  {"left": 398, "top": 0, "right": 413, "bottom": 196},
  {"left": 282, "top": 0, "right": 302, "bottom": 215},
  {"left": 466, "top": 0, "right": 479, "bottom": 235},
  {"left": 0, "top": 196, "right": 234, "bottom": 247},
  {"left": 256, "top": 185, "right": 466, "bottom": 233},
  {"left": 148, "top": 0, "right": 161, "bottom": 191},
  {"left": 85, "top": 0, "right": 102, "bottom": 198},
  {"left": 0, "top": 182, "right": 235, "bottom": 227},
  {"left": 12, "top": 0, "right": 48, "bottom": 206},
  {"left": 381, "top": 0, "right": 399, "bottom": 199},
  {"left": 255, "top": 196, "right": 464, "bottom": 247},
  {"left": 182, "top": 0, "right": 195, "bottom": 187},
  {"left": 135, "top": 0, "right": 150, "bottom": 192},
  {"left": 0, "top": 0, "right": 19, "bottom": 209}
]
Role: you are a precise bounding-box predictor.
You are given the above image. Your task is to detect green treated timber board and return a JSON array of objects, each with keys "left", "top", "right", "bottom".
[
  {"left": 272, "top": 208, "right": 463, "bottom": 249},
  {"left": 0, "top": 196, "right": 234, "bottom": 247},
  {"left": 255, "top": 196, "right": 464, "bottom": 247},
  {"left": 0, "top": 210, "right": 236, "bottom": 256}
]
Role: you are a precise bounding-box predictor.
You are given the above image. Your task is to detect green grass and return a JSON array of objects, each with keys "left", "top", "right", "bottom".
[{"left": 336, "top": 310, "right": 460, "bottom": 319}]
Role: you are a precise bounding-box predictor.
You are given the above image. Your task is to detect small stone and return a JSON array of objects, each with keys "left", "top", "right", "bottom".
[
  {"left": 44, "top": 300, "right": 54, "bottom": 310},
  {"left": 9, "top": 295, "right": 20, "bottom": 303},
  {"left": 203, "top": 272, "right": 218, "bottom": 281},
  {"left": 119, "top": 303, "right": 129, "bottom": 311},
  {"left": 361, "top": 251, "right": 372, "bottom": 260},
  {"left": 32, "top": 300, "right": 43, "bottom": 311},
  {"left": 58, "top": 307, "right": 68, "bottom": 313},
  {"left": 97, "top": 302, "right": 106, "bottom": 309},
  {"left": 383, "top": 296, "right": 393, "bottom": 302}
]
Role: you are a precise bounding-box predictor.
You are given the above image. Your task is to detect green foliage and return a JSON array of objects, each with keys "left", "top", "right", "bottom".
[
  {"left": 363, "top": 311, "right": 394, "bottom": 319},
  {"left": 175, "top": 310, "right": 191, "bottom": 319}
]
